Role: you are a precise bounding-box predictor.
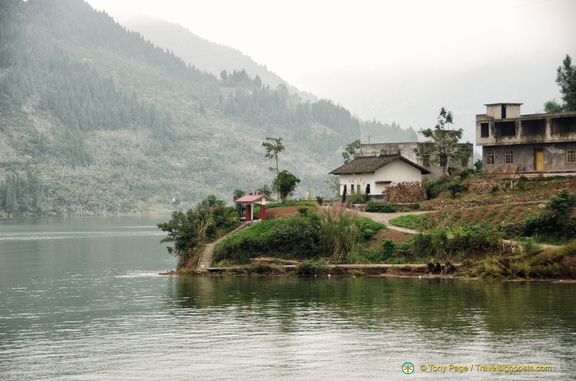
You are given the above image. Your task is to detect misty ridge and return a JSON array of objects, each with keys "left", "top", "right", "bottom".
[{"left": 0, "top": 0, "right": 416, "bottom": 217}]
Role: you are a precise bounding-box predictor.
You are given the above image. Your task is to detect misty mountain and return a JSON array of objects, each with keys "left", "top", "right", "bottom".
[
  {"left": 116, "top": 15, "right": 417, "bottom": 143},
  {"left": 118, "top": 15, "right": 317, "bottom": 103},
  {"left": 0, "top": 0, "right": 415, "bottom": 217}
]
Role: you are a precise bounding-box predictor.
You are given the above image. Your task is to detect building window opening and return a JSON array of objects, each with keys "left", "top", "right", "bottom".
[
  {"left": 567, "top": 150, "right": 576, "bottom": 163},
  {"left": 480, "top": 123, "right": 489, "bottom": 138},
  {"left": 501, "top": 105, "right": 507, "bottom": 119},
  {"left": 351, "top": 184, "right": 354, "bottom": 192},
  {"left": 505, "top": 151, "right": 513, "bottom": 164},
  {"left": 486, "top": 151, "right": 495, "bottom": 165},
  {"left": 552, "top": 116, "right": 576, "bottom": 134},
  {"left": 495, "top": 121, "right": 516, "bottom": 137},
  {"left": 521, "top": 119, "right": 546, "bottom": 135},
  {"left": 366, "top": 184, "right": 371, "bottom": 194}
]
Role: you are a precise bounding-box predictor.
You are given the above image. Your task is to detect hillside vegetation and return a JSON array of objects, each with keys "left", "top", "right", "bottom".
[{"left": 0, "top": 0, "right": 416, "bottom": 217}]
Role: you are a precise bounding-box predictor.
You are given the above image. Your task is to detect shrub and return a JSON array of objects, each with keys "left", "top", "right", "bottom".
[
  {"left": 296, "top": 260, "right": 327, "bottom": 275},
  {"left": 358, "top": 218, "right": 386, "bottom": 239},
  {"left": 447, "top": 183, "right": 464, "bottom": 198},
  {"left": 381, "top": 239, "right": 396, "bottom": 260},
  {"left": 347, "top": 189, "right": 367, "bottom": 204},
  {"left": 213, "top": 215, "right": 320, "bottom": 263},
  {"left": 365, "top": 201, "right": 398, "bottom": 213},
  {"left": 409, "top": 226, "right": 502, "bottom": 261},
  {"left": 521, "top": 189, "right": 576, "bottom": 242},
  {"left": 423, "top": 178, "right": 447, "bottom": 199}
]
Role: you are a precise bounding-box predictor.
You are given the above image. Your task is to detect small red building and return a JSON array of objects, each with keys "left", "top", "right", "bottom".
[{"left": 234, "top": 193, "right": 277, "bottom": 221}]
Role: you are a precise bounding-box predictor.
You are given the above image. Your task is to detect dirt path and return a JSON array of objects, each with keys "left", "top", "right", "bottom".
[{"left": 359, "top": 211, "right": 432, "bottom": 234}]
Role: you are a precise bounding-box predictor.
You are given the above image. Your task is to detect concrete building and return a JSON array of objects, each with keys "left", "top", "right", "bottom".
[
  {"left": 360, "top": 140, "right": 473, "bottom": 180},
  {"left": 476, "top": 103, "right": 576, "bottom": 174},
  {"left": 329, "top": 154, "right": 430, "bottom": 201}
]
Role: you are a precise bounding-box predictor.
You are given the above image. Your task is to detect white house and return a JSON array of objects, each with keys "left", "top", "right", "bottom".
[{"left": 329, "top": 154, "right": 430, "bottom": 201}]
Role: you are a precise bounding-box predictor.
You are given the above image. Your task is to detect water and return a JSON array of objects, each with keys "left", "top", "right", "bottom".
[{"left": 1, "top": 217, "right": 575, "bottom": 380}]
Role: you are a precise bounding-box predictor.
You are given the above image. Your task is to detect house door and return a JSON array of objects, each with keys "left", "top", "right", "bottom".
[{"left": 535, "top": 149, "right": 544, "bottom": 171}]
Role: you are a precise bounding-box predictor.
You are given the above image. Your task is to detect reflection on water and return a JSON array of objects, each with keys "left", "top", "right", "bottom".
[{"left": 1, "top": 217, "right": 575, "bottom": 380}]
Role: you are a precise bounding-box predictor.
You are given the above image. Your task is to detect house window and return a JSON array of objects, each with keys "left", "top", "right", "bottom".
[
  {"left": 567, "top": 150, "right": 576, "bottom": 163},
  {"left": 486, "top": 151, "right": 495, "bottom": 165},
  {"left": 366, "top": 184, "right": 371, "bottom": 194},
  {"left": 480, "top": 123, "right": 489, "bottom": 138},
  {"left": 505, "top": 151, "right": 513, "bottom": 164}
]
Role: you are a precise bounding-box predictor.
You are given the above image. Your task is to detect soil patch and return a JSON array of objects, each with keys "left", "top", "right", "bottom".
[
  {"left": 367, "top": 228, "right": 413, "bottom": 248},
  {"left": 266, "top": 206, "right": 302, "bottom": 219}
]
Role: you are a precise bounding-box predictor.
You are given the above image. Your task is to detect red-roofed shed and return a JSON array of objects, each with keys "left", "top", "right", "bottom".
[{"left": 234, "top": 193, "right": 277, "bottom": 221}]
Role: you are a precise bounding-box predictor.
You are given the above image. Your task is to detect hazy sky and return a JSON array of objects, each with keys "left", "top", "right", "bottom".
[{"left": 86, "top": 0, "right": 576, "bottom": 138}]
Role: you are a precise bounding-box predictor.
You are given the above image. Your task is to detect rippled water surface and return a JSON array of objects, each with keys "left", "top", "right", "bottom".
[{"left": 1, "top": 217, "right": 575, "bottom": 380}]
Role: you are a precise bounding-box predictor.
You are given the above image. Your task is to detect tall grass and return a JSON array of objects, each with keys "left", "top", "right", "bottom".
[{"left": 317, "top": 203, "right": 363, "bottom": 262}]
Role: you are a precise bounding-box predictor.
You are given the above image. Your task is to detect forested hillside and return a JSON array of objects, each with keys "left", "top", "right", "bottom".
[{"left": 0, "top": 0, "right": 416, "bottom": 217}]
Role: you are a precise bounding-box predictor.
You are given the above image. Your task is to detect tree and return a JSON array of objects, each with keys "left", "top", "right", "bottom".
[
  {"left": 233, "top": 189, "right": 245, "bottom": 216},
  {"left": 342, "top": 139, "right": 361, "bottom": 164},
  {"left": 256, "top": 184, "right": 273, "bottom": 196},
  {"left": 556, "top": 55, "right": 576, "bottom": 112},
  {"left": 262, "top": 137, "right": 285, "bottom": 197},
  {"left": 273, "top": 170, "right": 300, "bottom": 203},
  {"left": 544, "top": 99, "right": 563, "bottom": 113},
  {"left": 415, "top": 107, "right": 470, "bottom": 177},
  {"left": 158, "top": 195, "right": 240, "bottom": 268}
]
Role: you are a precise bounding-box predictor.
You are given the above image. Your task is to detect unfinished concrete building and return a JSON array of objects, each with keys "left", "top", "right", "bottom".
[
  {"left": 360, "top": 140, "right": 473, "bottom": 180},
  {"left": 476, "top": 103, "right": 576, "bottom": 174}
]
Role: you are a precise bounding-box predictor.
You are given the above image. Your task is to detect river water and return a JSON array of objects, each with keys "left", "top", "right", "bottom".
[{"left": 0, "top": 216, "right": 575, "bottom": 380}]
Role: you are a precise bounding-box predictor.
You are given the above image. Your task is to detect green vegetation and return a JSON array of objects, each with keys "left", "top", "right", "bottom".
[
  {"left": 342, "top": 139, "right": 361, "bottom": 164},
  {"left": 295, "top": 260, "right": 328, "bottom": 276},
  {"left": 213, "top": 204, "right": 385, "bottom": 264},
  {"left": 414, "top": 108, "right": 472, "bottom": 177},
  {"left": 408, "top": 226, "right": 502, "bottom": 262},
  {"left": 158, "top": 196, "right": 240, "bottom": 268},
  {"left": 462, "top": 241, "right": 576, "bottom": 280},
  {"left": 273, "top": 170, "right": 300, "bottom": 203},
  {"left": 521, "top": 189, "right": 576, "bottom": 243},
  {"left": 0, "top": 170, "right": 43, "bottom": 216},
  {"left": 544, "top": 54, "right": 576, "bottom": 112},
  {"left": 365, "top": 201, "right": 399, "bottom": 213}
]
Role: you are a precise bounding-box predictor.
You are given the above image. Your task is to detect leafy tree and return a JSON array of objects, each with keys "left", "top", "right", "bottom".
[
  {"left": 262, "top": 136, "right": 285, "bottom": 197},
  {"left": 273, "top": 170, "right": 300, "bottom": 203},
  {"left": 556, "top": 55, "right": 576, "bottom": 112},
  {"left": 544, "top": 99, "right": 564, "bottom": 113},
  {"left": 158, "top": 195, "right": 240, "bottom": 267},
  {"left": 233, "top": 189, "right": 245, "bottom": 216},
  {"left": 415, "top": 107, "right": 471, "bottom": 177},
  {"left": 256, "top": 184, "right": 273, "bottom": 196},
  {"left": 342, "top": 139, "right": 361, "bottom": 164}
]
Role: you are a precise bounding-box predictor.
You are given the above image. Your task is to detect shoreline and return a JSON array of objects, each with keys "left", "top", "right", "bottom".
[{"left": 159, "top": 264, "right": 576, "bottom": 282}]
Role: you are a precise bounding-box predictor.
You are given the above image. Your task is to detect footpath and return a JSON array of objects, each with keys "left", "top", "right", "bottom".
[{"left": 359, "top": 210, "right": 431, "bottom": 234}]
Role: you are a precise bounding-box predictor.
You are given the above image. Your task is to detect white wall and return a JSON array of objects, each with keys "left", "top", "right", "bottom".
[{"left": 338, "top": 159, "right": 422, "bottom": 197}]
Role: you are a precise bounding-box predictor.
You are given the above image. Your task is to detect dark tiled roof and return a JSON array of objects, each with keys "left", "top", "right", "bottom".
[{"left": 329, "top": 154, "right": 430, "bottom": 175}]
